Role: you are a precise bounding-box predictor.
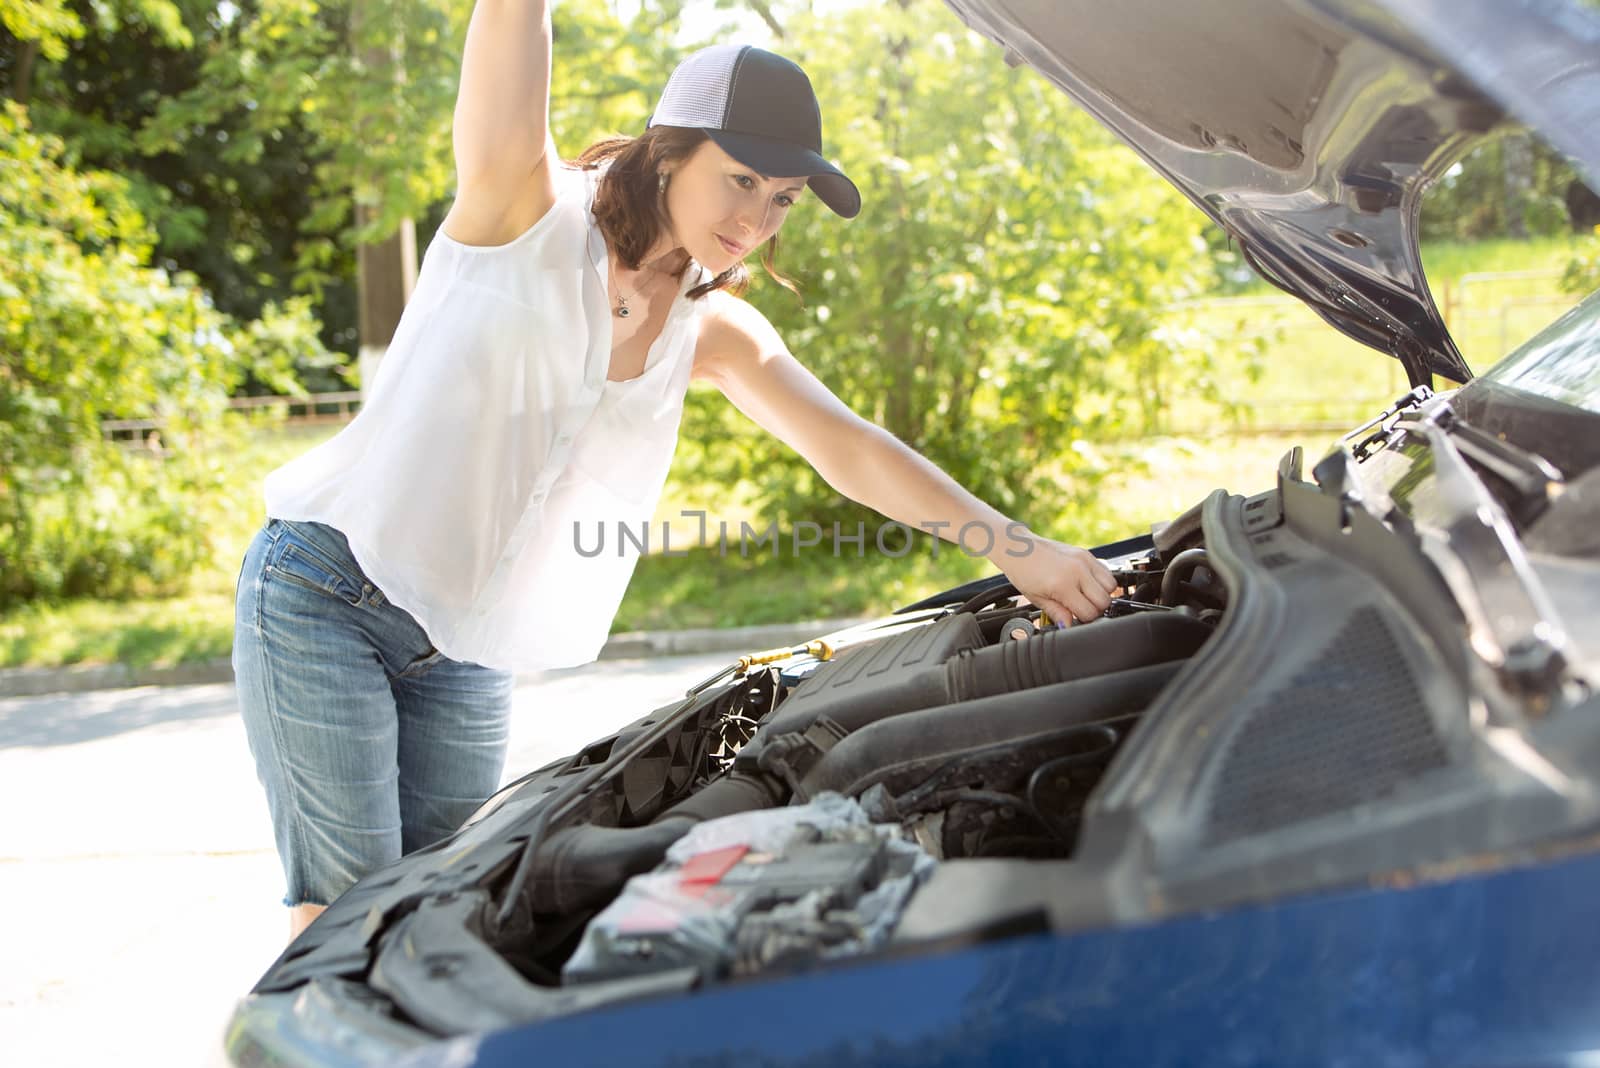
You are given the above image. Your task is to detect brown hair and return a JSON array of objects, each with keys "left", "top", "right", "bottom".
[{"left": 572, "top": 126, "right": 800, "bottom": 302}]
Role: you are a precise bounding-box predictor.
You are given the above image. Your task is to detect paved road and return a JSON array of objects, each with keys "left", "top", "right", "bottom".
[{"left": 0, "top": 652, "right": 737, "bottom": 1068}]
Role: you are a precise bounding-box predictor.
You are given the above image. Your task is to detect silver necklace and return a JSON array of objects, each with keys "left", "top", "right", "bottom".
[{"left": 613, "top": 263, "right": 665, "bottom": 319}]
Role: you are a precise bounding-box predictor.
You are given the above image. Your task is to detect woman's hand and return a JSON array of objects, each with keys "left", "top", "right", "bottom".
[{"left": 996, "top": 530, "right": 1119, "bottom": 626}]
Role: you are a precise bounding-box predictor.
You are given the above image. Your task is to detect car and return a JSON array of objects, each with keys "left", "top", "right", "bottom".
[{"left": 225, "top": 0, "right": 1600, "bottom": 1064}]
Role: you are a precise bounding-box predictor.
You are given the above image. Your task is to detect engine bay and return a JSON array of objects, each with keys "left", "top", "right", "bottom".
[{"left": 490, "top": 558, "right": 1226, "bottom": 992}]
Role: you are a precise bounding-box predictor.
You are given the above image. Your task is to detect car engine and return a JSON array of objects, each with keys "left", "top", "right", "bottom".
[{"left": 375, "top": 511, "right": 1227, "bottom": 1001}]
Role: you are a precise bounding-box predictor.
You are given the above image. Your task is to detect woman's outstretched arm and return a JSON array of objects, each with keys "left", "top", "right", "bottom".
[
  {"left": 693, "top": 294, "right": 1119, "bottom": 625},
  {"left": 444, "top": 0, "right": 559, "bottom": 245}
]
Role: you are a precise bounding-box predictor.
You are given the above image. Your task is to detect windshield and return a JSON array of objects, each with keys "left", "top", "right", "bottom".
[
  {"left": 1445, "top": 287, "right": 1600, "bottom": 481},
  {"left": 1476, "top": 290, "right": 1600, "bottom": 415}
]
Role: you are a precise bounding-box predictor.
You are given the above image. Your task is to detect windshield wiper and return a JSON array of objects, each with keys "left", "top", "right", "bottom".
[
  {"left": 1434, "top": 410, "right": 1564, "bottom": 525},
  {"left": 1343, "top": 388, "right": 1564, "bottom": 524}
]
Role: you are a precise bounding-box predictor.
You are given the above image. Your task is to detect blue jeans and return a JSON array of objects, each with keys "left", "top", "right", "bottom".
[{"left": 233, "top": 518, "right": 514, "bottom": 907}]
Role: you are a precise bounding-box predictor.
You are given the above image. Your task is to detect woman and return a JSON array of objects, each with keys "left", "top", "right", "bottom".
[{"left": 234, "top": 3, "right": 1118, "bottom": 943}]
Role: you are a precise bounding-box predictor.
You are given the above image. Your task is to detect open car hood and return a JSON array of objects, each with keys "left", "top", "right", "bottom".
[{"left": 941, "top": 0, "right": 1600, "bottom": 386}]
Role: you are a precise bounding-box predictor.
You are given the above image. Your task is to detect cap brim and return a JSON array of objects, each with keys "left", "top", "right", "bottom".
[{"left": 704, "top": 128, "right": 861, "bottom": 219}]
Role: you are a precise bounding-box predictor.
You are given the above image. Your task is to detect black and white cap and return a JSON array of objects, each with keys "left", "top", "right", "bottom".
[{"left": 648, "top": 44, "right": 861, "bottom": 219}]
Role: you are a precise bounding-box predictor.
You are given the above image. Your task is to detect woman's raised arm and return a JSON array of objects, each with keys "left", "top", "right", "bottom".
[{"left": 445, "top": 0, "right": 559, "bottom": 244}]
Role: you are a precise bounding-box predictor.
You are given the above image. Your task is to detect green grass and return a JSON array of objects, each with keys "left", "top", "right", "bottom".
[
  {"left": 1419, "top": 236, "right": 1587, "bottom": 282},
  {"left": 4, "top": 233, "right": 1587, "bottom": 672},
  {"left": 0, "top": 592, "right": 237, "bottom": 669}
]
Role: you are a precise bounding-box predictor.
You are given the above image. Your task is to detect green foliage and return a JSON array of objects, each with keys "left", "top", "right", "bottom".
[
  {"left": 0, "top": 0, "right": 84, "bottom": 61},
  {"left": 136, "top": 0, "right": 691, "bottom": 298},
  {"left": 1564, "top": 228, "right": 1600, "bottom": 296},
  {"left": 234, "top": 295, "right": 352, "bottom": 394},
  {"left": 0, "top": 102, "right": 328, "bottom": 608},
  {"left": 0, "top": 587, "right": 236, "bottom": 668},
  {"left": 4, "top": 0, "right": 353, "bottom": 381},
  {"left": 679, "top": 0, "right": 1212, "bottom": 533},
  {"left": 1422, "top": 134, "right": 1581, "bottom": 242},
  {"left": 546, "top": 0, "right": 695, "bottom": 153}
]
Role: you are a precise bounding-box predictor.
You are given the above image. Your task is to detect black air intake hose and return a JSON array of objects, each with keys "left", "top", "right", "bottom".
[
  {"left": 652, "top": 769, "right": 780, "bottom": 824},
  {"left": 802, "top": 661, "right": 1183, "bottom": 798},
  {"left": 945, "top": 611, "right": 1211, "bottom": 699},
  {"left": 523, "top": 772, "right": 783, "bottom": 913}
]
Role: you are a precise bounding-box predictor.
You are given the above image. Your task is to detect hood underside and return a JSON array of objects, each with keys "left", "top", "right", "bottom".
[{"left": 941, "top": 0, "right": 1600, "bottom": 385}]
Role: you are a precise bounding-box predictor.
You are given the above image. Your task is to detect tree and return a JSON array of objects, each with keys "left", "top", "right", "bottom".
[
  {"left": 1562, "top": 229, "right": 1600, "bottom": 296},
  {"left": 3, "top": 0, "right": 357, "bottom": 386},
  {"left": 1422, "top": 135, "right": 1585, "bottom": 241}
]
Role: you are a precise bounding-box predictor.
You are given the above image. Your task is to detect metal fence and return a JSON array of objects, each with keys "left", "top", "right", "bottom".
[{"left": 102, "top": 391, "right": 364, "bottom": 447}]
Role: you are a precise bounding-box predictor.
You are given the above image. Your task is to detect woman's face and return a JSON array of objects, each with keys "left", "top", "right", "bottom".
[{"left": 661, "top": 140, "right": 806, "bottom": 272}]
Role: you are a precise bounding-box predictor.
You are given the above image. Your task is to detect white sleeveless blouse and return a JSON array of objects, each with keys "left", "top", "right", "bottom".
[{"left": 264, "top": 166, "right": 709, "bottom": 671}]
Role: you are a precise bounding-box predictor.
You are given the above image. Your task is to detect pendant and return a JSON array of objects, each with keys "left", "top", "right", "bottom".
[{"left": 616, "top": 300, "right": 630, "bottom": 318}]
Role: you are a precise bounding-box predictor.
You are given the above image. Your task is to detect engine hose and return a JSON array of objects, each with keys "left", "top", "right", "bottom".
[
  {"left": 1161, "top": 547, "right": 1215, "bottom": 606},
  {"left": 521, "top": 772, "right": 783, "bottom": 913},
  {"left": 801, "top": 661, "right": 1182, "bottom": 799},
  {"left": 944, "top": 611, "right": 1211, "bottom": 700}
]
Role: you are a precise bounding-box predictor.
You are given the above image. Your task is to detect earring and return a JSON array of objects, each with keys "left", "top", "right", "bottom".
[{"left": 657, "top": 172, "right": 668, "bottom": 194}]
